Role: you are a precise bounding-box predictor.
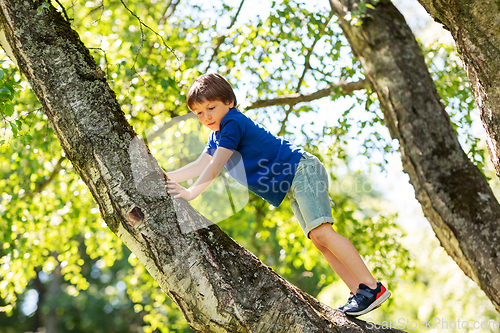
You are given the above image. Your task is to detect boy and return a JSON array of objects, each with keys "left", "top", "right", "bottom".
[{"left": 164, "top": 73, "right": 391, "bottom": 316}]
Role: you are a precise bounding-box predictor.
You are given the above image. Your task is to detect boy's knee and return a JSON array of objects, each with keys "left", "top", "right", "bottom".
[
  {"left": 309, "top": 228, "right": 320, "bottom": 240},
  {"left": 309, "top": 226, "right": 327, "bottom": 242},
  {"left": 309, "top": 223, "right": 335, "bottom": 244}
]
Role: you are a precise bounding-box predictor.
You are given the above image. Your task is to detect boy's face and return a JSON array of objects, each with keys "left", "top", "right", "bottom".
[{"left": 191, "top": 100, "right": 233, "bottom": 131}]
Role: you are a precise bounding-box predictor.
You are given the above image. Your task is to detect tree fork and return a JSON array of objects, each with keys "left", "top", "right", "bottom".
[
  {"left": 0, "top": 1, "right": 404, "bottom": 331},
  {"left": 329, "top": 0, "right": 500, "bottom": 313}
]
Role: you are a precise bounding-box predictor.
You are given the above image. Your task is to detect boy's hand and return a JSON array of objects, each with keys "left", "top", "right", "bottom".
[{"left": 166, "top": 180, "right": 196, "bottom": 201}]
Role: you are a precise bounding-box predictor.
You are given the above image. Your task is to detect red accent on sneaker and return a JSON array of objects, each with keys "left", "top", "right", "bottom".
[{"left": 376, "top": 285, "right": 387, "bottom": 299}]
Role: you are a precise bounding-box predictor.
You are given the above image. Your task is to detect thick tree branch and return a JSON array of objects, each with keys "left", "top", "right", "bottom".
[
  {"left": 329, "top": 0, "right": 500, "bottom": 313},
  {"left": 415, "top": 1, "right": 500, "bottom": 180}
]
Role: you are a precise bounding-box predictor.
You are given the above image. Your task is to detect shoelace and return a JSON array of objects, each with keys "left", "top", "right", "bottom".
[{"left": 343, "top": 293, "right": 355, "bottom": 305}]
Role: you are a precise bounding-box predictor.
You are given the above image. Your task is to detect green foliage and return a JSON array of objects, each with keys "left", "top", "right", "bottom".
[{"left": 0, "top": 61, "right": 26, "bottom": 145}]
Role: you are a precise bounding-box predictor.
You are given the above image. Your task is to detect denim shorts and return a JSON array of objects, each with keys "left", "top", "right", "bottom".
[{"left": 286, "top": 152, "right": 334, "bottom": 238}]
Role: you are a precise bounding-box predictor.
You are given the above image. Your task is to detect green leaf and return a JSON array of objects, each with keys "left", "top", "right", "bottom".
[
  {"left": 167, "top": 77, "right": 177, "bottom": 89},
  {"left": 0, "top": 87, "right": 12, "bottom": 98},
  {"left": 5, "top": 83, "right": 16, "bottom": 97},
  {"left": 37, "top": 2, "right": 49, "bottom": 15},
  {"left": 9, "top": 121, "right": 17, "bottom": 137},
  {"left": 4, "top": 103, "right": 14, "bottom": 117},
  {"left": 21, "top": 134, "right": 33, "bottom": 145},
  {"left": 160, "top": 78, "right": 169, "bottom": 90},
  {"left": 0, "top": 69, "right": 4, "bottom": 80}
]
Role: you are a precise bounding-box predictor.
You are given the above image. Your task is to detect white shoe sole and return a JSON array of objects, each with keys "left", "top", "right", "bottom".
[{"left": 344, "top": 290, "right": 391, "bottom": 316}]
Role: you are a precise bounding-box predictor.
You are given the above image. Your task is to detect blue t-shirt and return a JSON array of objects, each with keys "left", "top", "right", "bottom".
[{"left": 203, "top": 108, "right": 304, "bottom": 207}]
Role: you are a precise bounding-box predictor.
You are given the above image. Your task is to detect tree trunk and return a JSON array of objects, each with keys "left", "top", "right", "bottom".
[
  {"left": 44, "top": 264, "right": 62, "bottom": 333},
  {"left": 415, "top": 0, "right": 500, "bottom": 180},
  {"left": 32, "top": 268, "right": 44, "bottom": 333},
  {"left": 328, "top": 0, "right": 500, "bottom": 313},
  {"left": 0, "top": 1, "right": 404, "bottom": 332}
]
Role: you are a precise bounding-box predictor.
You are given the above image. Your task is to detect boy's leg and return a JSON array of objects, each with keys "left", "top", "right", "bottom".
[
  {"left": 310, "top": 224, "right": 391, "bottom": 316},
  {"left": 287, "top": 153, "right": 373, "bottom": 289},
  {"left": 310, "top": 236, "right": 359, "bottom": 293},
  {"left": 309, "top": 223, "right": 377, "bottom": 289},
  {"left": 286, "top": 152, "right": 389, "bottom": 315}
]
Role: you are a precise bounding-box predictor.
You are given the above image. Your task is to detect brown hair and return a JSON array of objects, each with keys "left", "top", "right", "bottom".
[{"left": 186, "top": 73, "right": 237, "bottom": 110}]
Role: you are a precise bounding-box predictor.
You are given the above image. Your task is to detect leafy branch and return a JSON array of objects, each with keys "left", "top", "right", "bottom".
[{"left": 119, "top": 0, "right": 178, "bottom": 69}]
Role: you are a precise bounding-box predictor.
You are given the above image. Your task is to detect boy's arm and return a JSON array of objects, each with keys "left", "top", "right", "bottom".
[
  {"left": 164, "top": 152, "right": 211, "bottom": 183},
  {"left": 166, "top": 147, "right": 233, "bottom": 201}
]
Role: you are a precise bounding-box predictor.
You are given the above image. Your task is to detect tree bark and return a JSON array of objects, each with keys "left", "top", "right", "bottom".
[
  {"left": 415, "top": 0, "right": 500, "bottom": 179},
  {"left": 328, "top": 0, "right": 500, "bottom": 313},
  {"left": 0, "top": 1, "right": 404, "bottom": 331}
]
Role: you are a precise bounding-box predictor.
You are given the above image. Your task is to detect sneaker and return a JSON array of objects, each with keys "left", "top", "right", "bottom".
[
  {"left": 343, "top": 281, "right": 391, "bottom": 316},
  {"left": 336, "top": 292, "right": 354, "bottom": 311}
]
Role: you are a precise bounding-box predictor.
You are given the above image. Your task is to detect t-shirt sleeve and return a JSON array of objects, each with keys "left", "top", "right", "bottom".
[
  {"left": 203, "top": 131, "right": 217, "bottom": 156},
  {"left": 218, "top": 120, "right": 242, "bottom": 151}
]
